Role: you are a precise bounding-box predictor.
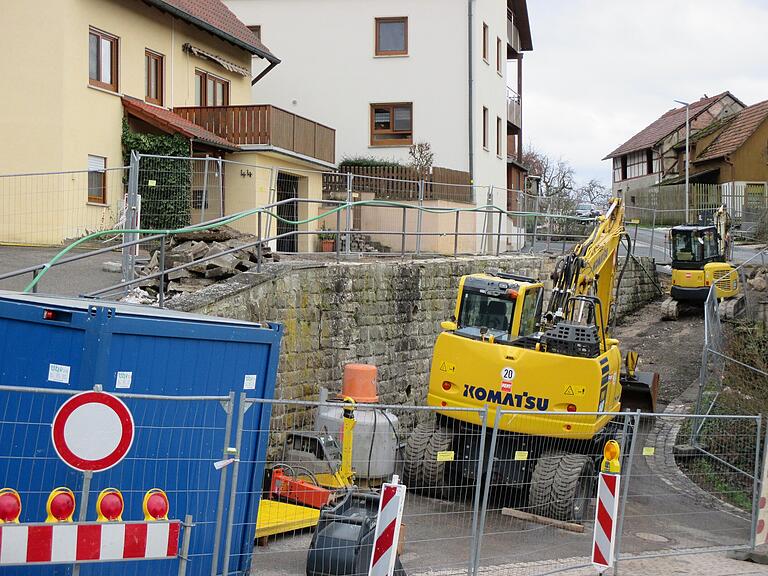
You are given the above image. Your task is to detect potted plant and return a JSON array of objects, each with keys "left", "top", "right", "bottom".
[{"left": 318, "top": 223, "right": 336, "bottom": 252}]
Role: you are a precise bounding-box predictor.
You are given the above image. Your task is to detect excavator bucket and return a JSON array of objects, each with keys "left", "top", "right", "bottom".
[{"left": 620, "top": 370, "right": 659, "bottom": 413}]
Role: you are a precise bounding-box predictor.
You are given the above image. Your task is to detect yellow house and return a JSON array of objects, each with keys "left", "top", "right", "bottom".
[{"left": 0, "top": 0, "right": 335, "bottom": 250}]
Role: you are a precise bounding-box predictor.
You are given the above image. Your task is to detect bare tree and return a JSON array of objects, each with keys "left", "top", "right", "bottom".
[
  {"left": 576, "top": 179, "right": 611, "bottom": 207},
  {"left": 408, "top": 142, "right": 434, "bottom": 179},
  {"left": 521, "top": 146, "right": 575, "bottom": 198}
]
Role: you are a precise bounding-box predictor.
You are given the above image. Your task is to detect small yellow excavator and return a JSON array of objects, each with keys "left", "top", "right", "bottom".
[
  {"left": 405, "top": 198, "right": 658, "bottom": 522},
  {"left": 661, "top": 205, "right": 744, "bottom": 320}
]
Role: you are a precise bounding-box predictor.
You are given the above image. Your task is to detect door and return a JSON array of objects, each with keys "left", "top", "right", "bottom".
[{"left": 276, "top": 172, "right": 299, "bottom": 252}]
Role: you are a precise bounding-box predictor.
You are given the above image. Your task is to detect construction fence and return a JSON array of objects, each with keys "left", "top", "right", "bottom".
[{"left": 1, "top": 384, "right": 763, "bottom": 576}]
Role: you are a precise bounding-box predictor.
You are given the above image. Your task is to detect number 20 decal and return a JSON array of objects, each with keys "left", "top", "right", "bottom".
[{"left": 501, "top": 367, "right": 515, "bottom": 381}]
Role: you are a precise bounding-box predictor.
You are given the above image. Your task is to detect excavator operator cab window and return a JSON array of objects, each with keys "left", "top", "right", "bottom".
[
  {"left": 457, "top": 290, "right": 515, "bottom": 338},
  {"left": 672, "top": 228, "right": 719, "bottom": 263}
]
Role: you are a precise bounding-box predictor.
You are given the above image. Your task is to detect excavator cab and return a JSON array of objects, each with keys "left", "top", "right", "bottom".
[{"left": 662, "top": 218, "right": 743, "bottom": 319}]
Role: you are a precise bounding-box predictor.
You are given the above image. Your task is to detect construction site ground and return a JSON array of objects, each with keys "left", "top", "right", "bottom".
[{"left": 252, "top": 299, "right": 764, "bottom": 575}]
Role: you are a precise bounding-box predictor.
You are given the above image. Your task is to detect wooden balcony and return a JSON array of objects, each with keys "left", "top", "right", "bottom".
[{"left": 173, "top": 105, "right": 336, "bottom": 165}]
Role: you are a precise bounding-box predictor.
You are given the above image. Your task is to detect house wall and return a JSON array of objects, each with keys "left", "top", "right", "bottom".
[
  {"left": 0, "top": 0, "right": 253, "bottom": 244},
  {"left": 731, "top": 118, "right": 768, "bottom": 183},
  {"left": 223, "top": 152, "right": 323, "bottom": 253}
]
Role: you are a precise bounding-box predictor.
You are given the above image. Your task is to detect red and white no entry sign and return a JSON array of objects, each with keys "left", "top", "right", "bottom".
[{"left": 51, "top": 391, "right": 134, "bottom": 472}]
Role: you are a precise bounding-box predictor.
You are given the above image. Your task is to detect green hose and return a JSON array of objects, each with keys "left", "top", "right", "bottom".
[{"left": 23, "top": 200, "right": 584, "bottom": 293}]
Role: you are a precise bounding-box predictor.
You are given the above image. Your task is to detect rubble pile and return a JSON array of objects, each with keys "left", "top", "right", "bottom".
[
  {"left": 747, "top": 266, "right": 768, "bottom": 293},
  {"left": 135, "top": 226, "right": 279, "bottom": 300}
]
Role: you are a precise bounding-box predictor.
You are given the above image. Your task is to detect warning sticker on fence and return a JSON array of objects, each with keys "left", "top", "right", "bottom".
[
  {"left": 436, "top": 451, "right": 455, "bottom": 462},
  {"left": 514, "top": 451, "right": 529, "bottom": 461},
  {"left": 642, "top": 447, "right": 655, "bottom": 456},
  {"left": 243, "top": 375, "right": 257, "bottom": 390},
  {"left": 48, "top": 364, "right": 71, "bottom": 384},
  {"left": 115, "top": 371, "right": 132, "bottom": 389}
]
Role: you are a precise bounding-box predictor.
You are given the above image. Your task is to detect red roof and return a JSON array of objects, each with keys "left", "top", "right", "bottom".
[
  {"left": 696, "top": 99, "right": 768, "bottom": 162},
  {"left": 603, "top": 92, "right": 732, "bottom": 160},
  {"left": 143, "top": 0, "right": 278, "bottom": 61},
  {"left": 122, "top": 96, "right": 238, "bottom": 150}
]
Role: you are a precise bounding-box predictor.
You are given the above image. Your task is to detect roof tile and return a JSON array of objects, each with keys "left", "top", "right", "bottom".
[
  {"left": 122, "top": 96, "right": 237, "bottom": 150},
  {"left": 604, "top": 93, "right": 729, "bottom": 159},
  {"left": 696, "top": 99, "right": 768, "bottom": 162},
  {"left": 144, "top": 0, "right": 278, "bottom": 60}
]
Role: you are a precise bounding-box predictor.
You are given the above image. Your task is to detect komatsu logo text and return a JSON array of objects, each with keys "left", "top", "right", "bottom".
[{"left": 463, "top": 384, "right": 550, "bottom": 411}]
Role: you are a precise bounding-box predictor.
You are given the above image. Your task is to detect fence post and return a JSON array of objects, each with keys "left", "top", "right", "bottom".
[
  {"left": 401, "top": 206, "right": 407, "bottom": 257},
  {"left": 335, "top": 207, "right": 341, "bottom": 262},
  {"left": 201, "top": 156, "right": 209, "bottom": 224},
  {"left": 416, "top": 179, "right": 424, "bottom": 255},
  {"left": 467, "top": 405, "right": 489, "bottom": 576},
  {"left": 495, "top": 204, "right": 502, "bottom": 256},
  {"left": 217, "top": 157, "right": 224, "bottom": 218},
  {"left": 545, "top": 199, "right": 552, "bottom": 252},
  {"left": 71, "top": 470, "right": 93, "bottom": 576},
  {"left": 158, "top": 235, "right": 166, "bottom": 309},
  {"left": 345, "top": 173, "right": 352, "bottom": 255},
  {"left": 211, "top": 391, "right": 236, "bottom": 576},
  {"left": 472, "top": 408, "right": 501, "bottom": 576},
  {"left": 122, "top": 151, "right": 140, "bottom": 291},
  {"left": 649, "top": 209, "right": 657, "bottom": 258},
  {"left": 178, "top": 514, "right": 194, "bottom": 576},
  {"left": 750, "top": 416, "right": 764, "bottom": 550},
  {"left": 612, "top": 410, "right": 640, "bottom": 574},
  {"left": 221, "top": 393, "right": 247, "bottom": 576},
  {"left": 454, "top": 210, "right": 460, "bottom": 257},
  {"left": 256, "top": 212, "right": 263, "bottom": 274}
]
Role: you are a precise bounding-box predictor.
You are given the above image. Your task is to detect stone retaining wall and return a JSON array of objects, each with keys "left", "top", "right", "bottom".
[{"left": 170, "top": 255, "right": 658, "bottom": 424}]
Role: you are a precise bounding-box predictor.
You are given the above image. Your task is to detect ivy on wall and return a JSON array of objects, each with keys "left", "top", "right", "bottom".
[{"left": 122, "top": 119, "right": 193, "bottom": 230}]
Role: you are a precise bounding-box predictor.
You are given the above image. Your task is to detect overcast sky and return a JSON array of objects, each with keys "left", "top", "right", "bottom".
[{"left": 522, "top": 0, "right": 768, "bottom": 187}]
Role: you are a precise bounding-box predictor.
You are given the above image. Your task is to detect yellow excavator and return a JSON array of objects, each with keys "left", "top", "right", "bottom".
[
  {"left": 404, "top": 198, "right": 658, "bottom": 521},
  {"left": 661, "top": 205, "right": 744, "bottom": 320}
]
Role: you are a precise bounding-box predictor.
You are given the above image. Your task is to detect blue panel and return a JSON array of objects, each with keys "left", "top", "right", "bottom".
[{"left": 0, "top": 293, "right": 282, "bottom": 576}]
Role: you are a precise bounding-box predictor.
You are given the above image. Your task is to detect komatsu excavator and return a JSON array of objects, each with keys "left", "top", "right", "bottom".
[
  {"left": 661, "top": 205, "right": 745, "bottom": 320},
  {"left": 404, "top": 198, "right": 658, "bottom": 522}
]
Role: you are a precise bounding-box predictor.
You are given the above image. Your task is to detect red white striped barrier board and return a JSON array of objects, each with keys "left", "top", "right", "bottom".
[
  {"left": 0, "top": 520, "right": 180, "bottom": 566},
  {"left": 368, "top": 475, "right": 406, "bottom": 576},
  {"left": 592, "top": 472, "right": 620, "bottom": 572}
]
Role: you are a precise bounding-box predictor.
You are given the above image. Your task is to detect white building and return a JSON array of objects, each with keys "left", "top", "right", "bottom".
[{"left": 227, "top": 0, "right": 532, "bottom": 250}]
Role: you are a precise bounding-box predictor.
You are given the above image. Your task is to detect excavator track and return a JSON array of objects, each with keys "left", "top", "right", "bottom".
[
  {"left": 719, "top": 295, "right": 746, "bottom": 320},
  {"left": 660, "top": 297, "right": 679, "bottom": 320}
]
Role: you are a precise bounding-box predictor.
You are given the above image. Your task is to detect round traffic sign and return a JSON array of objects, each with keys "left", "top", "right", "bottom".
[{"left": 51, "top": 391, "right": 134, "bottom": 472}]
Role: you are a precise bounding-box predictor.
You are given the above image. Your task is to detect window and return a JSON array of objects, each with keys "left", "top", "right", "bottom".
[
  {"left": 87, "top": 155, "right": 107, "bottom": 204},
  {"left": 496, "top": 116, "right": 503, "bottom": 156},
  {"left": 482, "top": 107, "right": 489, "bottom": 150},
  {"left": 145, "top": 50, "right": 163, "bottom": 105},
  {"left": 458, "top": 290, "right": 515, "bottom": 335},
  {"left": 646, "top": 149, "right": 654, "bottom": 175},
  {"left": 370, "top": 103, "right": 412, "bottom": 146},
  {"left": 89, "top": 28, "right": 118, "bottom": 92},
  {"left": 375, "top": 17, "right": 408, "bottom": 56},
  {"left": 496, "top": 37, "right": 502, "bottom": 74},
  {"left": 519, "top": 287, "right": 541, "bottom": 336},
  {"left": 195, "top": 70, "right": 229, "bottom": 106},
  {"left": 482, "top": 23, "right": 489, "bottom": 62},
  {"left": 247, "top": 25, "right": 261, "bottom": 41}
]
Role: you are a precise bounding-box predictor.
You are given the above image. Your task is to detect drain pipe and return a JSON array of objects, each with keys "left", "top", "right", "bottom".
[{"left": 468, "top": 0, "right": 475, "bottom": 183}]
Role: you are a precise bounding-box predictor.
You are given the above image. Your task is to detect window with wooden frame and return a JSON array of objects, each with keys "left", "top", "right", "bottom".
[
  {"left": 482, "top": 107, "right": 489, "bottom": 150},
  {"left": 496, "top": 37, "right": 502, "bottom": 74},
  {"left": 375, "top": 17, "right": 408, "bottom": 56},
  {"left": 145, "top": 50, "right": 163, "bottom": 105},
  {"left": 89, "top": 28, "right": 118, "bottom": 92},
  {"left": 482, "top": 23, "right": 489, "bottom": 62},
  {"left": 194, "top": 70, "right": 229, "bottom": 106},
  {"left": 496, "top": 116, "right": 502, "bottom": 156},
  {"left": 87, "top": 155, "right": 107, "bottom": 204},
  {"left": 370, "top": 103, "right": 413, "bottom": 146}
]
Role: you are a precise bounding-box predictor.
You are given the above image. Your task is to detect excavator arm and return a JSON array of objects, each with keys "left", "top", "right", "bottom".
[{"left": 546, "top": 198, "right": 627, "bottom": 345}]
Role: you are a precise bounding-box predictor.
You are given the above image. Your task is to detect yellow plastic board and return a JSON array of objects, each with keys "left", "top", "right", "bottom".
[{"left": 255, "top": 500, "right": 320, "bottom": 539}]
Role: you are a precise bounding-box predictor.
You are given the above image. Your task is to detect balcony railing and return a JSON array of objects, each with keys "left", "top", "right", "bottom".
[
  {"left": 507, "top": 11, "right": 521, "bottom": 55},
  {"left": 173, "top": 105, "right": 336, "bottom": 165},
  {"left": 507, "top": 87, "right": 522, "bottom": 129}
]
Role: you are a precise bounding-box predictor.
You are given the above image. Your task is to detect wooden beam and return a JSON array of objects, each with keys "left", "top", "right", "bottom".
[{"left": 501, "top": 508, "right": 585, "bottom": 533}]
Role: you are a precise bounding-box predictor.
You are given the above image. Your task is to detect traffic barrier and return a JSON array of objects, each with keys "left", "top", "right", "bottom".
[
  {"left": 592, "top": 441, "right": 621, "bottom": 572},
  {"left": 0, "top": 520, "right": 180, "bottom": 565},
  {"left": 369, "top": 475, "right": 406, "bottom": 576}
]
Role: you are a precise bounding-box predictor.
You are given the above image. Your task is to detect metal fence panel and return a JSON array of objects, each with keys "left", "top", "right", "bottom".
[{"left": 0, "top": 386, "right": 233, "bottom": 576}]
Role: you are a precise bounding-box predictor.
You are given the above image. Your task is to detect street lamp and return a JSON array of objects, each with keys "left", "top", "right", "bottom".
[{"left": 674, "top": 99, "right": 690, "bottom": 223}]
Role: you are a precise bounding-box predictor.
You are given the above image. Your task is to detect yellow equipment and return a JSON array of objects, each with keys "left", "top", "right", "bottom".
[
  {"left": 405, "top": 198, "right": 658, "bottom": 522},
  {"left": 661, "top": 205, "right": 744, "bottom": 320}
]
